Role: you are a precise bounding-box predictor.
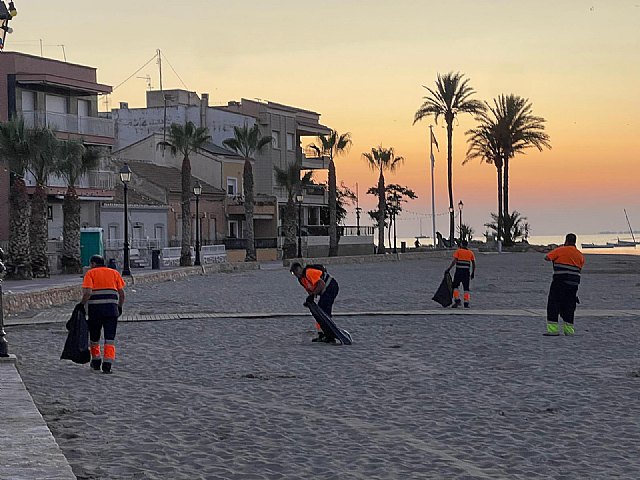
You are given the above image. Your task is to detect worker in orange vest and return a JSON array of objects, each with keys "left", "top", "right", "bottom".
[
  {"left": 80, "top": 255, "right": 126, "bottom": 374},
  {"left": 543, "top": 233, "right": 585, "bottom": 336},
  {"left": 445, "top": 240, "right": 476, "bottom": 308}
]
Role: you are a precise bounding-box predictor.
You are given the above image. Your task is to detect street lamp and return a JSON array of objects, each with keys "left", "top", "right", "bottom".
[
  {"left": 0, "top": 247, "right": 8, "bottom": 357},
  {"left": 119, "top": 164, "right": 132, "bottom": 276},
  {"left": 458, "top": 200, "right": 464, "bottom": 243},
  {"left": 392, "top": 194, "right": 400, "bottom": 254},
  {"left": 193, "top": 183, "right": 202, "bottom": 266},
  {"left": 296, "top": 193, "right": 304, "bottom": 258}
]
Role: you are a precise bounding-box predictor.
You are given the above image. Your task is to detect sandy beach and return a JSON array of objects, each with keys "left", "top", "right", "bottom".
[{"left": 8, "top": 252, "right": 640, "bottom": 479}]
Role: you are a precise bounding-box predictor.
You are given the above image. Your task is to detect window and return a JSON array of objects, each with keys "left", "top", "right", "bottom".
[
  {"left": 154, "top": 225, "right": 164, "bottom": 241},
  {"left": 133, "top": 224, "right": 144, "bottom": 240},
  {"left": 78, "top": 99, "right": 90, "bottom": 117},
  {"left": 108, "top": 224, "right": 118, "bottom": 240},
  {"left": 21, "top": 91, "right": 36, "bottom": 112},
  {"left": 45, "top": 95, "right": 67, "bottom": 114},
  {"left": 227, "top": 177, "right": 238, "bottom": 196},
  {"left": 47, "top": 206, "right": 53, "bottom": 221},
  {"left": 286, "top": 133, "right": 294, "bottom": 151},
  {"left": 271, "top": 130, "right": 280, "bottom": 149},
  {"left": 228, "top": 220, "right": 239, "bottom": 238}
]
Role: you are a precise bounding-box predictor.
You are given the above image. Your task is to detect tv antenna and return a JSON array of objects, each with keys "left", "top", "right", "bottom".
[{"left": 137, "top": 75, "right": 152, "bottom": 91}]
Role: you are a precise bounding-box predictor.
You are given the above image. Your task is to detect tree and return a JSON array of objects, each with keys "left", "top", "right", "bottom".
[
  {"left": 159, "top": 122, "right": 210, "bottom": 266},
  {"left": 458, "top": 223, "right": 475, "bottom": 243},
  {"left": 367, "top": 184, "right": 417, "bottom": 249},
  {"left": 274, "top": 162, "right": 313, "bottom": 259},
  {"left": 465, "top": 94, "right": 550, "bottom": 245},
  {"left": 362, "top": 147, "right": 404, "bottom": 254},
  {"left": 308, "top": 130, "right": 352, "bottom": 256},
  {"left": 414, "top": 72, "right": 484, "bottom": 243},
  {"left": 27, "top": 127, "right": 58, "bottom": 277},
  {"left": 56, "top": 140, "right": 101, "bottom": 274},
  {"left": 485, "top": 211, "right": 530, "bottom": 243},
  {"left": 223, "top": 124, "right": 272, "bottom": 262},
  {"left": 0, "top": 118, "right": 32, "bottom": 279}
]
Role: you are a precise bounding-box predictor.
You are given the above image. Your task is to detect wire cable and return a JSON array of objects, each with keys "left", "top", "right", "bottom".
[
  {"left": 112, "top": 53, "right": 158, "bottom": 91},
  {"left": 161, "top": 50, "right": 189, "bottom": 91}
]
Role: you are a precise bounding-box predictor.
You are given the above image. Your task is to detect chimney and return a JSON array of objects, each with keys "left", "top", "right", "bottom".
[
  {"left": 200, "top": 93, "right": 209, "bottom": 128},
  {"left": 119, "top": 102, "right": 129, "bottom": 109}
]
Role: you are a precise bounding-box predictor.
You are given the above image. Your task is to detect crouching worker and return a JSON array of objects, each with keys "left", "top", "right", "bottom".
[
  {"left": 290, "top": 262, "right": 339, "bottom": 342},
  {"left": 81, "top": 255, "right": 126, "bottom": 374}
]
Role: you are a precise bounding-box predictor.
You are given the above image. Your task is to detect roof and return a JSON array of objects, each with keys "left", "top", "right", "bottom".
[
  {"left": 126, "top": 162, "right": 224, "bottom": 196},
  {"left": 201, "top": 142, "right": 245, "bottom": 160},
  {"left": 112, "top": 184, "right": 167, "bottom": 206}
]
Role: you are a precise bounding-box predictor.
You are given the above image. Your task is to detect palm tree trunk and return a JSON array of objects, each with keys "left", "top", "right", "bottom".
[
  {"left": 503, "top": 157, "right": 511, "bottom": 245},
  {"left": 7, "top": 177, "right": 32, "bottom": 279},
  {"left": 388, "top": 213, "right": 392, "bottom": 250},
  {"left": 496, "top": 163, "right": 503, "bottom": 245},
  {"left": 29, "top": 184, "right": 49, "bottom": 277},
  {"left": 243, "top": 159, "right": 257, "bottom": 262},
  {"left": 446, "top": 121, "right": 455, "bottom": 243},
  {"left": 180, "top": 154, "right": 193, "bottom": 266},
  {"left": 377, "top": 170, "right": 386, "bottom": 254},
  {"left": 61, "top": 186, "right": 82, "bottom": 274},
  {"left": 283, "top": 197, "right": 297, "bottom": 259},
  {"left": 328, "top": 155, "right": 338, "bottom": 257}
]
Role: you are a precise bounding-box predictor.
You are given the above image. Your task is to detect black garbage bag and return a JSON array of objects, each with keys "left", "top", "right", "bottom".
[
  {"left": 60, "top": 304, "right": 91, "bottom": 364},
  {"left": 432, "top": 272, "right": 453, "bottom": 308}
]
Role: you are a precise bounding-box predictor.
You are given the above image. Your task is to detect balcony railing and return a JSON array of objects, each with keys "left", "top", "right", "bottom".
[
  {"left": 24, "top": 170, "right": 115, "bottom": 190},
  {"left": 21, "top": 110, "right": 114, "bottom": 138},
  {"left": 105, "top": 239, "right": 163, "bottom": 250},
  {"left": 298, "top": 148, "right": 329, "bottom": 170}
]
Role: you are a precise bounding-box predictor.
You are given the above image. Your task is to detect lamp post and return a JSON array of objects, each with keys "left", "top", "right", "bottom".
[
  {"left": 193, "top": 183, "right": 202, "bottom": 266},
  {"left": 392, "top": 194, "right": 399, "bottom": 254},
  {"left": 448, "top": 206, "right": 454, "bottom": 247},
  {"left": 296, "top": 193, "right": 304, "bottom": 258},
  {"left": 119, "top": 164, "right": 132, "bottom": 276},
  {"left": 458, "top": 200, "right": 464, "bottom": 243},
  {"left": 0, "top": 247, "right": 8, "bottom": 357}
]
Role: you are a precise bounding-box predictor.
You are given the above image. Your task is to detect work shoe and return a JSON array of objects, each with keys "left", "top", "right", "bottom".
[
  {"left": 543, "top": 323, "right": 560, "bottom": 336},
  {"left": 464, "top": 303, "right": 470, "bottom": 309},
  {"left": 90, "top": 359, "right": 102, "bottom": 371},
  {"left": 101, "top": 362, "right": 112, "bottom": 374},
  {"left": 311, "top": 332, "right": 326, "bottom": 343},
  {"left": 451, "top": 300, "right": 461, "bottom": 309},
  {"left": 563, "top": 324, "right": 575, "bottom": 336}
]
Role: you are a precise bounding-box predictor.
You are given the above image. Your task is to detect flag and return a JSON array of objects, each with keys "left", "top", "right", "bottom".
[{"left": 431, "top": 129, "right": 439, "bottom": 152}]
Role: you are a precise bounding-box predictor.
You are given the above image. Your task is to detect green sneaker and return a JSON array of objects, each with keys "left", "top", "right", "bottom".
[
  {"left": 563, "top": 324, "right": 575, "bottom": 336},
  {"left": 543, "top": 322, "right": 560, "bottom": 336}
]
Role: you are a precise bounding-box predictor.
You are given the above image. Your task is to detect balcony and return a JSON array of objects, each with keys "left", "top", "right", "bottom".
[
  {"left": 24, "top": 170, "right": 115, "bottom": 190},
  {"left": 22, "top": 110, "right": 114, "bottom": 139},
  {"left": 302, "top": 184, "right": 328, "bottom": 205},
  {"left": 298, "top": 148, "right": 329, "bottom": 170}
]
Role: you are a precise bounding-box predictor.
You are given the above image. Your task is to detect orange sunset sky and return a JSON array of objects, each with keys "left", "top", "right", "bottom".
[{"left": 5, "top": 0, "right": 639, "bottom": 237}]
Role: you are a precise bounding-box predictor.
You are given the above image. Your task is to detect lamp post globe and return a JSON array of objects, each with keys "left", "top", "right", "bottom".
[{"left": 119, "top": 164, "right": 132, "bottom": 276}]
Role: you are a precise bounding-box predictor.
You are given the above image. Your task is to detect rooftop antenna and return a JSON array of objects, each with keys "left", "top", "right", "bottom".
[{"left": 137, "top": 74, "right": 152, "bottom": 91}]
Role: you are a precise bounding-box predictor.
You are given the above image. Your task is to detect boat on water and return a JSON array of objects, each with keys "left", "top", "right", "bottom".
[
  {"left": 606, "top": 239, "right": 639, "bottom": 247},
  {"left": 582, "top": 243, "right": 615, "bottom": 249}
]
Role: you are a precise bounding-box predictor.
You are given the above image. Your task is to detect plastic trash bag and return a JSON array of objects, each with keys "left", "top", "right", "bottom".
[
  {"left": 60, "top": 304, "right": 91, "bottom": 364},
  {"left": 432, "top": 272, "right": 453, "bottom": 308}
]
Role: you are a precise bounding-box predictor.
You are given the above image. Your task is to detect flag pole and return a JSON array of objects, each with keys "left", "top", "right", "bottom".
[{"left": 429, "top": 125, "right": 437, "bottom": 248}]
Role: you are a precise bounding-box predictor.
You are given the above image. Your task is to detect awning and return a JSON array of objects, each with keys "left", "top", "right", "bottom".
[{"left": 15, "top": 73, "right": 112, "bottom": 95}]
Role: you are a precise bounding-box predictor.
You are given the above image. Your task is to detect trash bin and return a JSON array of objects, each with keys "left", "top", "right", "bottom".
[
  {"left": 401, "top": 241, "right": 406, "bottom": 253},
  {"left": 152, "top": 249, "right": 161, "bottom": 270}
]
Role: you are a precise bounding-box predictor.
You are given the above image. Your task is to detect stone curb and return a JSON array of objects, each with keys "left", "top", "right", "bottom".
[
  {"left": 2, "top": 262, "right": 260, "bottom": 316},
  {"left": 0, "top": 355, "right": 76, "bottom": 479}
]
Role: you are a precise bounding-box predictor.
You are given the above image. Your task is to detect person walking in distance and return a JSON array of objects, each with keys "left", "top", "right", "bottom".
[
  {"left": 290, "top": 262, "right": 339, "bottom": 342},
  {"left": 543, "top": 233, "right": 585, "bottom": 336},
  {"left": 445, "top": 240, "right": 476, "bottom": 308},
  {"left": 81, "top": 255, "right": 126, "bottom": 373}
]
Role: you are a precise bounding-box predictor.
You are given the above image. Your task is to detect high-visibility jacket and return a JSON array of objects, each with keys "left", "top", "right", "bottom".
[
  {"left": 299, "top": 267, "right": 332, "bottom": 294},
  {"left": 547, "top": 245, "right": 585, "bottom": 286},
  {"left": 453, "top": 248, "right": 475, "bottom": 272},
  {"left": 82, "top": 266, "right": 125, "bottom": 317}
]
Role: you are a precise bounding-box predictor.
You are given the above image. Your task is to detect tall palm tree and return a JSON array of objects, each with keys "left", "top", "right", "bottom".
[
  {"left": 465, "top": 121, "right": 505, "bottom": 243},
  {"left": 223, "top": 124, "right": 272, "bottom": 262},
  {"left": 307, "top": 130, "right": 352, "bottom": 256},
  {"left": 414, "top": 72, "right": 484, "bottom": 243},
  {"left": 274, "top": 162, "right": 313, "bottom": 259},
  {"left": 362, "top": 146, "right": 404, "bottom": 254},
  {"left": 56, "top": 140, "right": 101, "bottom": 274},
  {"left": 27, "top": 127, "right": 58, "bottom": 277},
  {"left": 493, "top": 94, "right": 550, "bottom": 243},
  {"left": 0, "top": 117, "right": 32, "bottom": 279},
  {"left": 159, "top": 121, "right": 210, "bottom": 266}
]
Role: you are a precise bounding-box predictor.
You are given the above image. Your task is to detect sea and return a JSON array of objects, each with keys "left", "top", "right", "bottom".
[{"left": 381, "top": 233, "right": 640, "bottom": 256}]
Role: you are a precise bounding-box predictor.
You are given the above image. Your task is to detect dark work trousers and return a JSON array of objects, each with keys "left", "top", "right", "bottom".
[
  {"left": 318, "top": 280, "right": 339, "bottom": 317},
  {"left": 452, "top": 270, "right": 471, "bottom": 291},
  {"left": 547, "top": 280, "right": 578, "bottom": 324},
  {"left": 88, "top": 316, "right": 118, "bottom": 344}
]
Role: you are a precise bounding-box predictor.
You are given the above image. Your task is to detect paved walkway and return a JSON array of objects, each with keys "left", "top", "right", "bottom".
[{"left": 0, "top": 356, "right": 75, "bottom": 480}]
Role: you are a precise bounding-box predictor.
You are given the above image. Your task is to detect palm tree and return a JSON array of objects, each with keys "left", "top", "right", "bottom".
[
  {"left": 159, "top": 122, "right": 210, "bottom": 266},
  {"left": 362, "top": 146, "right": 404, "bottom": 254},
  {"left": 223, "top": 124, "right": 272, "bottom": 262},
  {"left": 27, "top": 127, "right": 58, "bottom": 277},
  {"left": 465, "top": 121, "right": 505, "bottom": 243},
  {"left": 414, "top": 72, "right": 484, "bottom": 243},
  {"left": 56, "top": 140, "right": 101, "bottom": 274},
  {"left": 492, "top": 94, "right": 550, "bottom": 243},
  {"left": 0, "top": 117, "right": 32, "bottom": 279},
  {"left": 274, "top": 162, "right": 313, "bottom": 259},
  {"left": 307, "top": 130, "right": 352, "bottom": 257}
]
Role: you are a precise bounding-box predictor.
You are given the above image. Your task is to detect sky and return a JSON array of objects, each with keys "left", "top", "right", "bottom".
[{"left": 5, "top": 0, "right": 640, "bottom": 237}]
